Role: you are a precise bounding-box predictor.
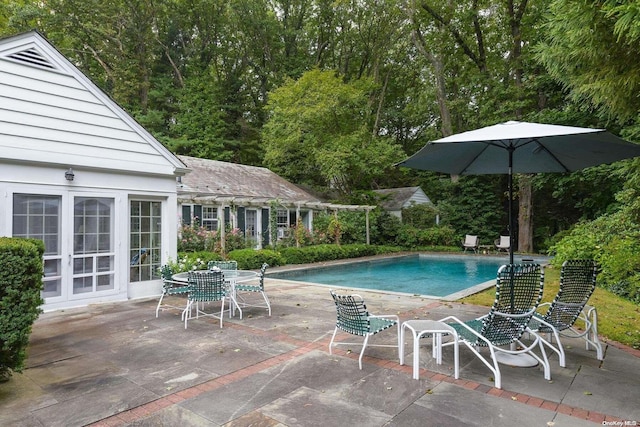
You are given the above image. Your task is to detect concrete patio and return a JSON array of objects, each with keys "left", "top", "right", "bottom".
[{"left": 1, "top": 276, "right": 638, "bottom": 426}]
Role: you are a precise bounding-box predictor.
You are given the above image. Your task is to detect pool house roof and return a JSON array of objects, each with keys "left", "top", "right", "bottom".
[{"left": 177, "top": 155, "right": 375, "bottom": 212}]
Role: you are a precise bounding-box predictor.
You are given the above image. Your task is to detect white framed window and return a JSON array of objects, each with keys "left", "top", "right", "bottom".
[
  {"left": 202, "top": 206, "right": 218, "bottom": 231},
  {"left": 276, "top": 209, "right": 288, "bottom": 239},
  {"left": 130, "top": 200, "right": 162, "bottom": 282}
]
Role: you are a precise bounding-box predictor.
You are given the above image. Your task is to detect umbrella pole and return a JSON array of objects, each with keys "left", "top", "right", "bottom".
[
  {"left": 497, "top": 146, "right": 538, "bottom": 366},
  {"left": 508, "top": 146, "right": 515, "bottom": 311},
  {"left": 508, "top": 146, "right": 515, "bottom": 265}
]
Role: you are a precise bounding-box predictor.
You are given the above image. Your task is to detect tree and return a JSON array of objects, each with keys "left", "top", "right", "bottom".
[
  {"left": 404, "top": 0, "right": 554, "bottom": 253},
  {"left": 535, "top": 0, "right": 640, "bottom": 299},
  {"left": 536, "top": 0, "right": 640, "bottom": 121},
  {"left": 262, "top": 69, "right": 404, "bottom": 194}
]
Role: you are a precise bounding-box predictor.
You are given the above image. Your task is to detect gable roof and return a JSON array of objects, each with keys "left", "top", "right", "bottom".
[
  {"left": 0, "top": 31, "right": 187, "bottom": 177},
  {"left": 177, "top": 155, "right": 321, "bottom": 205},
  {"left": 373, "top": 186, "right": 432, "bottom": 211}
]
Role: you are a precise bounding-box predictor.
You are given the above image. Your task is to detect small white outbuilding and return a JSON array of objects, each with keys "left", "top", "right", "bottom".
[
  {"left": 373, "top": 187, "right": 433, "bottom": 220},
  {"left": 0, "top": 31, "right": 189, "bottom": 311}
]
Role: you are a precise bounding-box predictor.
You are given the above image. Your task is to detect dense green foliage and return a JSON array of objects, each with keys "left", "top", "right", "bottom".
[
  {"left": 262, "top": 69, "right": 405, "bottom": 194},
  {"left": 400, "top": 204, "right": 440, "bottom": 229},
  {"left": 0, "top": 237, "right": 44, "bottom": 380},
  {"left": 550, "top": 185, "right": 640, "bottom": 303}
]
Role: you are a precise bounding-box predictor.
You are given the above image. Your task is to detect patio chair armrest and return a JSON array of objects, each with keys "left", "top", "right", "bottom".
[
  {"left": 493, "top": 308, "right": 536, "bottom": 319},
  {"left": 439, "top": 315, "right": 494, "bottom": 347},
  {"left": 369, "top": 314, "right": 400, "bottom": 322},
  {"left": 163, "top": 279, "right": 187, "bottom": 288},
  {"left": 528, "top": 314, "right": 556, "bottom": 332}
]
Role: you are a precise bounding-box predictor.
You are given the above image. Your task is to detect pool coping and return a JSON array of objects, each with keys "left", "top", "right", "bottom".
[{"left": 265, "top": 252, "right": 551, "bottom": 301}]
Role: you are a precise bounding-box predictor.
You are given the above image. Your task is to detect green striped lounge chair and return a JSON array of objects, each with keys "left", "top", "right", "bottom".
[
  {"left": 527, "top": 259, "right": 603, "bottom": 366},
  {"left": 329, "top": 290, "right": 400, "bottom": 369},
  {"left": 440, "top": 263, "right": 550, "bottom": 389}
]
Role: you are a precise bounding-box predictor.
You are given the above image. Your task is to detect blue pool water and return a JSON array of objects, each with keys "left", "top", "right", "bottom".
[{"left": 269, "top": 254, "right": 508, "bottom": 298}]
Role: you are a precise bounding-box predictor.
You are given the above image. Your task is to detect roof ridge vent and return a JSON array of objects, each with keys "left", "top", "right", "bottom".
[{"left": 7, "top": 47, "right": 57, "bottom": 70}]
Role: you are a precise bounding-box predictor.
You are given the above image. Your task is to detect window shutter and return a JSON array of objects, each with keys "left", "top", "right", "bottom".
[
  {"left": 181, "top": 206, "right": 191, "bottom": 225},
  {"left": 193, "top": 205, "right": 203, "bottom": 225},
  {"left": 237, "top": 207, "right": 246, "bottom": 231},
  {"left": 262, "top": 208, "right": 270, "bottom": 246}
]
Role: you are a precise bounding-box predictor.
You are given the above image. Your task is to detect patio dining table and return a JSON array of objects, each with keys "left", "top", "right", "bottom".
[{"left": 172, "top": 269, "right": 259, "bottom": 319}]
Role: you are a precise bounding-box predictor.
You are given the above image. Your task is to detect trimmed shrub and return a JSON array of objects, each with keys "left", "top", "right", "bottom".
[
  {"left": 0, "top": 237, "right": 44, "bottom": 380},
  {"left": 279, "top": 244, "right": 399, "bottom": 265},
  {"left": 227, "top": 249, "right": 286, "bottom": 270},
  {"left": 396, "top": 225, "right": 457, "bottom": 248}
]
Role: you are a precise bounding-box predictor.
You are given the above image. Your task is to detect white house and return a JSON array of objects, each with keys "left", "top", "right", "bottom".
[
  {"left": 0, "top": 31, "right": 188, "bottom": 311},
  {"left": 177, "top": 155, "right": 322, "bottom": 248}
]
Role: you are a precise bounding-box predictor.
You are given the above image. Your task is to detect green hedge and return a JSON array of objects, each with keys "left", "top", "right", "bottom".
[
  {"left": 227, "top": 249, "right": 286, "bottom": 270},
  {"left": 0, "top": 237, "right": 44, "bottom": 380},
  {"left": 279, "top": 244, "right": 401, "bottom": 265},
  {"left": 395, "top": 224, "right": 457, "bottom": 248},
  {"left": 174, "top": 244, "right": 405, "bottom": 271}
]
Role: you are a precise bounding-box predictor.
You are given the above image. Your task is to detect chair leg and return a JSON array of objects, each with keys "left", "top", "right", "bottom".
[
  {"left": 219, "top": 299, "right": 225, "bottom": 328},
  {"left": 486, "top": 345, "right": 502, "bottom": 390},
  {"left": 359, "top": 335, "right": 371, "bottom": 370},
  {"left": 583, "top": 306, "right": 603, "bottom": 360},
  {"left": 261, "top": 291, "right": 271, "bottom": 316},
  {"left": 328, "top": 327, "right": 338, "bottom": 355},
  {"left": 184, "top": 301, "right": 193, "bottom": 329},
  {"left": 538, "top": 328, "right": 566, "bottom": 367},
  {"left": 155, "top": 292, "right": 165, "bottom": 318},
  {"left": 534, "top": 338, "right": 552, "bottom": 381}
]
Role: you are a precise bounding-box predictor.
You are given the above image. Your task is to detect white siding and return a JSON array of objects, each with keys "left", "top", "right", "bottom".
[
  {"left": 0, "top": 45, "right": 180, "bottom": 177},
  {"left": 0, "top": 31, "right": 187, "bottom": 311},
  {"left": 402, "top": 189, "right": 432, "bottom": 208}
]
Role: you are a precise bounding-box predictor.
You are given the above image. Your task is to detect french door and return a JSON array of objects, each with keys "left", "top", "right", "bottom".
[
  {"left": 13, "top": 193, "right": 116, "bottom": 302},
  {"left": 245, "top": 209, "right": 258, "bottom": 248},
  {"left": 71, "top": 196, "right": 115, "bottom": 296}
]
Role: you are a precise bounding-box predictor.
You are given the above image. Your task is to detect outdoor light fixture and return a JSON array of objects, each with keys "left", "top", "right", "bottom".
[{"left": 65, "top": 168, "right": 75, "bottom": 181}]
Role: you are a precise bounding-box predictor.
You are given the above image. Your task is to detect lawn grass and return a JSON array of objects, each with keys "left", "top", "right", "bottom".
[{"left": 460, "top": 264, "right": 640, "bottom": 349}]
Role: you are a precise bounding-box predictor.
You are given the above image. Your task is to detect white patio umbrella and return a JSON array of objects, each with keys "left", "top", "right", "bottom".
[
  {"left": 399, "top": 120, "right": 640, "bottom": 367},
  {"left": 398, "top": 121, "right": 640, "bottom": 264}
]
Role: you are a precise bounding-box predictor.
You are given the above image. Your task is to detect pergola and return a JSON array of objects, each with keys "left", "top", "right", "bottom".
[{"left": 180, "top": 194, "right": 376, "bottom": 250}]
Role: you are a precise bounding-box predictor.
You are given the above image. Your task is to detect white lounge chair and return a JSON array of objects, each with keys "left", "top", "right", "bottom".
[
  {"left": 462, "top": 234, "right": 479, "bottom": 253},
  {"left": 495, "top": 235, "right": 510, "bottom": 253}
]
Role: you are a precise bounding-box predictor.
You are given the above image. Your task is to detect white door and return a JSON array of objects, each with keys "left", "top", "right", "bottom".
[
  {"left": 70, "top": 196, "right": 115, "bottom": 298},
  {"left": 12, "top": 193, "right": 116, "bottom": 303},
  {"left": 245, "top": 209, "right": 258, "bottom": 248}
]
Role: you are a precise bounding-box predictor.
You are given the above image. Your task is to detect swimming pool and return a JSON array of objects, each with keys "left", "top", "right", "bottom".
[{"left": 269, "top": 254, "right": 532, "bottom": 299}]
